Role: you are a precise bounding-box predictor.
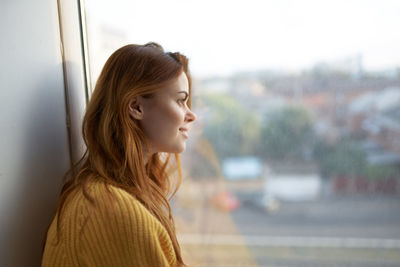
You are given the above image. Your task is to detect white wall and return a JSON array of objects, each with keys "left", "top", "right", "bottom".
[{"left": 0, "top": 1, "right": 72, "bottom": 266}]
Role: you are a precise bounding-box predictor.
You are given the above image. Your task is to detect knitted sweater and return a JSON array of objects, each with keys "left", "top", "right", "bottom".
[{"left": 42, "top": 179, "right": 177, "bottom": 267}]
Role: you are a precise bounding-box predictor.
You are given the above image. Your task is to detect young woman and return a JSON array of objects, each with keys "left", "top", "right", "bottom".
[{"left": 42, "top": 42, "right": 196, "bottom": 267}]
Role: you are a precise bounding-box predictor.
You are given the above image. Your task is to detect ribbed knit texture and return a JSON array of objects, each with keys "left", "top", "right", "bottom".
[{"left": 42, "top": 179, "right": 177, "bottom": 267}]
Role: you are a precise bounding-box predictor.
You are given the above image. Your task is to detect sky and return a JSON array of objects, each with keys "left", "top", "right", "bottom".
[{"left": 86, "top": 0, "right": 400, "bottom": 78}]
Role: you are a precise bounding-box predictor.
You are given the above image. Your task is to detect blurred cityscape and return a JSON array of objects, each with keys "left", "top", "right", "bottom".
[
  {"left": 187, "top": 56, "right": 400, "bottom": 191},
  {"left": 177, "top": 59, "right": 400, "bottom": 266}
]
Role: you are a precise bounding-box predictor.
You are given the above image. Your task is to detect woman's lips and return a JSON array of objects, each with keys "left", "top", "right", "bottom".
[{"left": 179, "top": 127, "right": 189, "bottom": 138}]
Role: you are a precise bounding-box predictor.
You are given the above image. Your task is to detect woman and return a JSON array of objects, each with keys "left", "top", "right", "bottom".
[{"left": 42, "top": 42, "right": 196, "bottom": 267}]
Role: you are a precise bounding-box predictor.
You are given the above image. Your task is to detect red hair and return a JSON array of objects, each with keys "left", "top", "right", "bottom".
[{"left": 54, "top": 43, "right": 191, "bottom": 266}]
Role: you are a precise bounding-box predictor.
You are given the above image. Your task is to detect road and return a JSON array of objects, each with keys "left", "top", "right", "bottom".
[
  {"left": 233, "top": 195, "right": 400, "bottom": 239},
  {"left": 178, "top": 195, "right": 400, "bottom": 266},
  {"left": 234, "top": 195, "right": 400, "bottom": 266}
]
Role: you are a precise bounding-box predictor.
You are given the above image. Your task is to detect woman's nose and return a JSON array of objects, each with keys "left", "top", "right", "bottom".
[{"left": 185, "top": 109, "right": 196, "bottom": 122}]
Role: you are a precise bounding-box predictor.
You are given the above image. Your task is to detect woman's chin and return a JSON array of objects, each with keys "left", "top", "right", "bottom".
[
  {"left": 173, "top": 146, "right": 185, "bottom": 154},
  {"left": 173, "top": 143, "right": 186, "bottom": 154}
]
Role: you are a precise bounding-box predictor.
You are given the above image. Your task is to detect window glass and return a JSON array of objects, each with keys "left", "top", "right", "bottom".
[{"left": 85, "top": 1, "right": 400, "bottom": 266}]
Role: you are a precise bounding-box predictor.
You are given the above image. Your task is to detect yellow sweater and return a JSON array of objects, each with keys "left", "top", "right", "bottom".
[{"left": 42, "top": 179, "right": 177, "bottom": 267}]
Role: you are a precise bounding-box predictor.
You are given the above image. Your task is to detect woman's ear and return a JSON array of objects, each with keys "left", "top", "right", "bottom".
[{"left": 128, "top": 97, "right": 144, "bottom": 120}]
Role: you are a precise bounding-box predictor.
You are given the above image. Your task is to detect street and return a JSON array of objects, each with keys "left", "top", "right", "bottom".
[{"left": 177, "top": 194, "right": 400, "bottom": 266}]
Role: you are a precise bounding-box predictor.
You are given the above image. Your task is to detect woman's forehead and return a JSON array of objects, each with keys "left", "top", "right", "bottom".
[{"left": 161, "top": 72, "right": 189, "bottom": 95}]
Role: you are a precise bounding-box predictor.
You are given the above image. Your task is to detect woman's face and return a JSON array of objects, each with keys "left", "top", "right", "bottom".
[{"left": 132, "top": 72, "right": 196, "bottom": 154}]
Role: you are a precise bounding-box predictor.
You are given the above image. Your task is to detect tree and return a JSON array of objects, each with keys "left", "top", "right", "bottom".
[
  {"left": 260, "top": 106, "right": 315, "bottom": 161},
  {"left": 200, "top": 93, "right": 260, "bottom": 160},
  {"left": 314, "top": 138, "right": 367, "bottom": 179}
]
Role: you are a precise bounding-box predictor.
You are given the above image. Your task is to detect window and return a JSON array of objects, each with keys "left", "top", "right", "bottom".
[{"left": 85, "top": 1, "right": 400, "bottom": 266}]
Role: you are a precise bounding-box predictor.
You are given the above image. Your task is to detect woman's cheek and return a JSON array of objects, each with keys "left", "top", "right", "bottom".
[{"left": 171, "top": 104, "right": 184, "bottom": 123}]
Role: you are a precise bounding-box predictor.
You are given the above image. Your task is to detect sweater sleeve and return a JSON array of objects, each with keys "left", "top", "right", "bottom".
[{"left": 76, "top": 184, "right": 176, "bottom": 267}]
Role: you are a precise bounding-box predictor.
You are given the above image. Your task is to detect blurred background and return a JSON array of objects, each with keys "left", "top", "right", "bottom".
[{"left": 85, "top": 0, "right": 400, "bottom": 266}]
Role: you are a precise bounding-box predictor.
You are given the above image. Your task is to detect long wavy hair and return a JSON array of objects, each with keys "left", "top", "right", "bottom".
[{"left": 54, "top": 42, "right": 191, "bottom": 266}]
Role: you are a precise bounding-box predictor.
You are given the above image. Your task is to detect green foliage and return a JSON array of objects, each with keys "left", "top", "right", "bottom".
[
  {"left": 363, "top": 165, "right": 399, "bottom": 180},
  {"left": 201, "top": 93, "right": 260, "bottom": 160},
  {"left": 314, "top": 139, "right": 367, "bottom": 179},
  {"left": 260, "top": 106, "right": 315, "bottom": 160},
  {"left": 315, "top": 138, "right": 400, "bottom": 179}
]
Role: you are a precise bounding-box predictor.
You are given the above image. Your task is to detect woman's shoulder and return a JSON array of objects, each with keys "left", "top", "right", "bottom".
[
  {"left": 45, "top": 178, "right": 176, "bottom": 267},
  {"left": 75, "top": 179, "right": 174, "bottom": 252},
  {"left": 66, "top": 178, "right": 163, "bottom": 232},
  {"left": 72, "top": 178, "right": 151, "bottom": 220}
]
